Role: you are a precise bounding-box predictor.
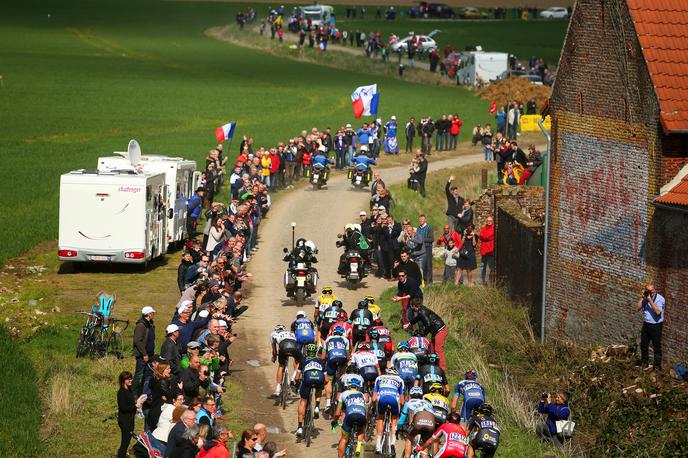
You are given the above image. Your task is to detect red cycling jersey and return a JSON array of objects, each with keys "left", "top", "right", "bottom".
[
  {"left": 328, "top": 320, "right": 354, "bottom": 345},
  {"left": 432, "top": 423, "right": 469, "bottom": 458}
]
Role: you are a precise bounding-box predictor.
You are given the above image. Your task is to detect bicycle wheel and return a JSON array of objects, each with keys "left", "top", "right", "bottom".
[
  {"left": 329, "top": 376, "right": 339, "bottom": 417},
  {"left": 75, "top": 328, "right": 89, "bottom": 358},
  {"left": 304, "top": 388, "right": 313, "bottom": 447},
  {"left": 107, "top": 332, "right": 124, "bottom": 359},
  {"left": 91, "top": 328, "right": 106, "bottom": 357},
  {"left": 280, "top": 366, "right": 289, "bottom": 410},
  {"left": 365, "top": 402, "right": 376, "bottom": 442},
  {"left": 382, "top": 410, "right": 392, "bottom": 457}
]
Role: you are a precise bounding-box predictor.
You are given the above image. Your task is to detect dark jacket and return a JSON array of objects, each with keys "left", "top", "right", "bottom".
[
  {"left": 415, "top": 159, "right": 428, "bottom": 181},
  {"left": 170, "top": 438, "right": 200, "bottom": 458},
  {"left": 164, "top": 422, "right": 187, "bottom": 457},
  {"left": 405, "top": 122, "right": 416, "bottom": 139},
  {"left": 457, "top": 207, "right": 474, "bottom": 234},
  {"left": 392, "top": 259, "right": 422, "bottom": 285},
  {"left": 179, "top": 367, "right": 210, "bottom": 401},
  {"left": 117, "top": 386, "right": 136, "bottom": 425},
  {"left": 397, "top": 277, "right": 423, "bottom": 301},
  {"left": 376, "top": 221, "right": 402, "bottom": 253},
  {"left": 408, "top": 305, "right": 446, "bottom": 336},
  {"left": 177, "top": 260, "right": 194, "bottom": 292},
  {"left": 133, "top": 317, "right": 154, "bottom": 358},
  {"left": 445, "top": 182, "right": 464, "bottom": 217},
  {"left": 511, "top": 147, "right": 528, "bottom": 167},
  {"left": 160, "top": 336, "right": 181, "bottom": 376}
]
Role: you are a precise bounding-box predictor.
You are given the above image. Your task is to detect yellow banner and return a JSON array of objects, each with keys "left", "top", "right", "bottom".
[{"left": 519, "top": 114, "right": 551, "bottom": 132}]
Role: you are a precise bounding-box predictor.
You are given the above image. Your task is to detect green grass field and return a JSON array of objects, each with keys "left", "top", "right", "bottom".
[{"left": 0, "top": 0, "right": 514, "bottom": 266}]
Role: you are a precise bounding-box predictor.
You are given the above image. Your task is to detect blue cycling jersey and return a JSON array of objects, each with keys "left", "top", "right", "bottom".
[
  {"left": 325, "top": 335, "right": 349, "bottom": 361},
  {"left": 454, "top": 380, "right": 485, "bottom": 399},
  {"left": 292, "top": 318, "right": 315, "bottom": 344},
  {"left": 340, "top": 389, "right": 367, "bottom": 417},
  {"left": 374, "top": 374, "right": 404, "bottom": 399},
  {"left": 299, "top": 357, "right": 325, "bottom": 385}
]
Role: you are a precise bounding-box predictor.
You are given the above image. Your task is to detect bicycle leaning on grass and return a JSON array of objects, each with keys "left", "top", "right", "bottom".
[{"left": 75, "top": 310, "right": 128, "bottom": 359}]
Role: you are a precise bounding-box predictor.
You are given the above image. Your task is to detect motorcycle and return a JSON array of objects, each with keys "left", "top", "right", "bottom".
[
  {"left": 283, "top": 247, "right": 317, "bottom": 304},
  {"left": 307, "top": 163, "right": 328, "bottom": 189},
  {"left": 341, "top": 250, "right": 366, "bottom": 287},
  {"left": 349, "top": 164, "right": 372, "bottom": 189}
]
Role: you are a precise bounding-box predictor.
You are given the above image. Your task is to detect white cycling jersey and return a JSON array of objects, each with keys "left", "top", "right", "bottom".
[
  {"left": 351, "top": 350, "right": 378, "bottom": 368},
  {"left": 271, "top": 330, "right": 296, "bottom": 345}
]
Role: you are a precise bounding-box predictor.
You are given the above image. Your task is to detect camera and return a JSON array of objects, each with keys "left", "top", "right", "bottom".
[
  {"left": 643, "top": 289, "right": 651, "bottom": 298},
  {"left": 203, "top": 370, "right": 210, "bottom": 376},
  {"left": 541, "top": 392, "right": 548, "bottom": 399}
]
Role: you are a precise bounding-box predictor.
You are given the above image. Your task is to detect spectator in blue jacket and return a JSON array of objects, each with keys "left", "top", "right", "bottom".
[
  {"left": 536, "top": 391, "right": 571, "bottom": 447},
  {"left": 172, "top": 303, "right": 212, "bottom": 350},
  {"left": 356, "top": 123, "right": 371, "bottom": 147},
  {"left": 186, "top": 187, "right": 204, "bottom": 236}
]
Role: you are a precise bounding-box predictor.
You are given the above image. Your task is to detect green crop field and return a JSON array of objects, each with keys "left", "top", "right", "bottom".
[{"left": 0, "top": 0, "right": 518, "bottom": 266}]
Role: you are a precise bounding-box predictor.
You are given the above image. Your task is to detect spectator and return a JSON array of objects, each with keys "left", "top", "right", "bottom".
[
  {"left": 376, "top": 212, "right": 402, "bottom": 279},
  {"left": 419, "top": 118, "right": 434, "bottom": 155},
  {"left": 636, "top": 284, "right": 665, "bottom": 371},
  {"left": 165, "top": 409, "right": 196, "bottom": 457},
  {"left": 206, "top": 217, "right": 227, "bottom": 252},
  {"left": 186, "top": 188, "right": 205, "bottom": 236},
  {"left": 392, "top": 271, "right": 423, "bottom": 326},
  {"left": 153, "top": 391, "right": 185, "bottom": 444},
  {"left": 253, "top": 423, "right": 267, "bottom": 451},
  {"left": 435, "top": 114, "right": 449, "bottom": 151},
  {"left": 117, "top": 371, "right": 139, "bottom": 458},
  {"left": 449, "top": 113, "right": 463, "bottom": 150},
  {"left": 404, "top": 298, "right": 448, "bottom": 371},
  {"left": 237, "top": 429, "right": 258, "bottom": 458},
  {"left": 519, "top": 145, "right": 543, "bottom": 184},
  {"left": 174, "top": 423, "right": 203, "bottom": 458},
  {"left": 457, "top": 224, "right": 477, "bottom": 286},
  {"left": 412, "top": 150, "right": 428, "bottom": 198},
  {"left": 370, "top": 171, "right": 385, "bottom": 196},
  {"left": 507, "top": 104, "right": 516, "bottom": 138},
  {"left": 444, "top": 175, "right": 464, "bottom": 230},
  {"left": 481, "top": 124, "right": 494, "bottom": 161},
  {"left": 177, "top": 252, "right": 194, "bottom": 293},
  {"left": 172, "top": 303, "right": 211, "bottom": 349},
  {"left": 436, "top": 223, "right": 462, "bottom": 249},
  {"left": 392, "top": 249, "right": 422, "bottom": 285},
  {"left": 441, "top": 239, "right": 460, "bottom": 284},
  {"left": 471, "top": 124, "right": 482, "bottom": 146},
  {"left": 456, "top": 200, "right": 474, "bottom": 235},
  {"left": 536, "top": 391, "right": 572, "bottom": 448},
  {"left": 204, "top": 162, "right": 218, "bottom": 208},
  {"left": 196, "top": 396, "right": 217, "bottom": 428},
  {"left": 133, "top": 306, "right": 156, "bottom": 396},
  {"left": 405, "top": 116, "right": 416, "bottom": 153},
  {"left": 414, "top": 214, "right": 434, "bottom": 284},
  {"left": 478, "top": 217, "right": 495, "bottom": 285},
  {"left": 495, "top": 107, "right": 506, "bottom": 135},
  {"left": 262, "top": 441, "right": 287, "bottom": 457},
  {"left": 147, "top": 362, "right": 173, "bottom": 431},
  {"left": 179, "top": 355, "right": 210, "bottom": 402}
]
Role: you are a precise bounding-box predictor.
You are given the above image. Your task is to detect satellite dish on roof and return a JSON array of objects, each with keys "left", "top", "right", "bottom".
[{"left": 127, "top": 139, "right": 142, "bottom": 167}]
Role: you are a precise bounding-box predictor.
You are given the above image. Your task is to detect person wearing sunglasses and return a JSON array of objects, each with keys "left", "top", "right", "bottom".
[{"left": 236, "top": 429, "right": 258, "bottom": 458}]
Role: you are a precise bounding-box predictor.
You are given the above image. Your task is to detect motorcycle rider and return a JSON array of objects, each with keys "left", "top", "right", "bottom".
[
  {"left": 283, "top": 237, "right": 318, "bottom": 298},
  {"left": 350, "top": 300, "right": 374, "bottom": 345},
  {"left": 350, "top": 145, "right": 376, "bottom": 185},
  {"left": 336, "top": 224, "right": 370, "bottom": 276},
  {"left": 310, "top": 145, "right": 334, "bottom": 184}
]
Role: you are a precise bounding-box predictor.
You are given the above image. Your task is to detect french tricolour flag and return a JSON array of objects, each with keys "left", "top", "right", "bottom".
[
  {"left": 351, "top": 84, "right": 379, "bottom": 119},
  {"left": 215, "top": 122, "right": 237, "bottom": 143}
]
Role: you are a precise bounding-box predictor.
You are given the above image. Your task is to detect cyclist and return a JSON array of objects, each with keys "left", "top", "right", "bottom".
[
  {"left": 391, "top": 341, "right": 419, "bottom": 391},
  {"left": 294, "top": 343, "right": 327, "bottom": 438},
  {"left": 332, "top": 377, "right": 368, "bottom": 458},
  {"left": 350, "top": 342, "right": 380, "bottom": 395},
  {"left": 271, "top": 324, "right": 301, "bottom": 398},
  {"left": 416, "top": 412, "right": 474, "bottom": 458},
  {"left": 367, "top": 329, "right": 389, "bottom": 371},
  {"left": 452, "top": 370, "right": 485, "bottom": 422},
  {"left": 418, "top": 353, "right": 449, "bottom": 395},
  {"left": 340, "top": 362, "right": 365, "bottom": 395},
  {"left": 323, "top": 326, "right": 351, "bottom": 412},
  {"left": 408, "top": 333, "right": 431, "bottom": 365},
  {"left": 350, "top": 300, "right": 374, "bottom": 345},
  {"left": 319, "top": 299, "right": 343, "bottom": 344},
  {"left": 397, "top": 386, "right": 436, "bottom": 458},
  {"left": 467, "top": 403, "right": 500, "bottom": 458},
  {"left": 372, "top": 367, "right": 405, "bottom": 455},
  {"left": 424, "top": 383, "right": 451, "bottom": 426},
  {"left": 369, "top": 318, "right": 394, "bottom": 361},
  {"left": 315, "top": 287, "right": 338, "bottom": 331},
  {"left": 328, "top": 309, "right": 354, "bottom": 345},
  {"left": 364, "top": 295, "right": 381, "bottom": 321},
  {"left": 291, "top": 310, "right": 316, "bottom": 351}
]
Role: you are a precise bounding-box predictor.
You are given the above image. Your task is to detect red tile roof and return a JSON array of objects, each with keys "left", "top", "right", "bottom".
[
  {"left": 627, "top": 0, "right": 688, "bottom": 133},
  {"left": 655, "top": 173, "right": 688, "bottom": 207}
]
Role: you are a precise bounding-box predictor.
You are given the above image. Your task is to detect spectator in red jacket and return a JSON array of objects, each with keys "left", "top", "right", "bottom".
[
  {"left": 436, "top": 224, "right": 462, "bottom": 249},
  {"left": 478, "top": 216, "right": 495, "bottom": 285},
  {"left": 197, "top": 424, "right": 233, "bottom": 457},
  {"left": 449, "top": 114, "right": 463, "bottom": 150},
  {"left": 268, "top": 148, "right": 280, "bottom": 191}
]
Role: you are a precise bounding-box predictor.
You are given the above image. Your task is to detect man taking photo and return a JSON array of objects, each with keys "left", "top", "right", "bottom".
[{"left": 636, "top": 284, "right": 665, "bottom": 371}]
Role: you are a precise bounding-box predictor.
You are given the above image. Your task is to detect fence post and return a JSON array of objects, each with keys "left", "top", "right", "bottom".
[{"left": 481, "top": 168, "right": 488, "bottom": 190}]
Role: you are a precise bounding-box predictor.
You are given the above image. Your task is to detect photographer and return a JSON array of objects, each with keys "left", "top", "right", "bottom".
[
  {"left": 636, "top": 284, "right": 665, "bottom": 371},
  {"left": 457, "top": 224, "right": 477, "bottom": 287},
  {"left": 536, "top": 391, "right": 571, "bottom": 447}
]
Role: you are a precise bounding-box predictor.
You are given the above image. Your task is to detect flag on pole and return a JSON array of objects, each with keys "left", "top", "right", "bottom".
[
  {"left": 351, "top": 84, "right": 380, "bottom": 119},
  {"left": 488, "top": 100, "right": 498, "bottom": 115},
  {"left": 214, "top": 122, "right": 237, "bottom": 142}
]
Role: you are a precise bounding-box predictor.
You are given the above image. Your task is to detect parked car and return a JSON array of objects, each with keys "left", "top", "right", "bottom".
[
  {"left": 540, "top": 7, "right": 569, "bottom": 19},
  {"left": 390, "top": 30, "right": 439, "bottom": 53},
  {"left": 494, "top": 69, "right": 527, "bottom": 81},
  {"left": 457, "top": 7, "right": 489, "bottom": 19},
  {"left": 419, "top": 3, "right": 455, "bottom": 19}
]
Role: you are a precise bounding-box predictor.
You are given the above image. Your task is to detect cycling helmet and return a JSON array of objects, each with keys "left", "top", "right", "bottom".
[
  {"left": 397, "top": 341, "right": 411, "bottom": 351},
  {"left": 332, "top": 299, "right": 343, "bottom": 308},
  {"left": 295, "top": 238, "right": 306, "bottom": 247},
  {"left": 360, "top": 145, "right": 369, "bottom": 152},
  {"left": 305, "top": 240, "right": 317, "bottom": 252},
  {"left": 465, "top": 369, "right": 478, "bottom": 380},
  {"left": 409, "top": 387, "right": 424, "bottom": 398},
  {"left": 296, "top": 310, "right": 307, "bottom": 319},
  {"left": 385, "top": 367, "right": 398, "bottom": 376},
  {"left": 357, "top": 300, "right": 368, "bottom": 310},
  {"left": 476, "top": 403, "right": 493, "bottom": 416},
  {"left": 337, "top": 310, "right": 348, "bottom": 321},
  {"left": 364, "top": 295, "right": 375, "bottom": 303},
  {"left": 347, "top": 377, "right": 363, "bottom": 390},
  {"left": 332, "top": 325, "right": 345, "bottom": 336},
  {"left": 368, "top": 329, "right": 380, "bottom": 340},
  {"left": 429, "top": 383, "right": 444, "bottom": 394},
  {"left": 357, "top": 342, "right": 371, "bottom": 351},
  {"left": 346, "top": 362, "right": 358, "bottom": 374},
  {"left": 304, "top": 343, "right": 318, "bottom": 357},
  {"left": 427, "top": 353, "right": 439, "bottom": 365},
  {"left": 274, "top": 324, "right": 286, "bottom": 332},
  {"left": 447, "top": 412, "right": 461, "bottom": 424},
  {"left": 322, "top": 287, "right": 333, "bottom": 295},
  {"left": 373, "top": 318, "right": 384, "bottom": 327}
]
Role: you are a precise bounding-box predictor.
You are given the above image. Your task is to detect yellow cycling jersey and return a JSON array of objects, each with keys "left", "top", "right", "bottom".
[
  {"left": 368, "top": 303, "right": 381, "bottom": 320},
  {"left": 423, "top": 393, "right": 450, "bottom": 414},
  {"left": 317, "top": 294, "right": 338, "bottom": 311}
]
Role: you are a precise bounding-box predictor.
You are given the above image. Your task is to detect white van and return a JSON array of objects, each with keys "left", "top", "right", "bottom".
[
  {"left": 301, "top": 4, "right": 334, "bottom": 27},
  {"left": 458, "top": 51, "right": 509, "bottom": 86},
  {"left": 58, "top": 169, "right": 168, "bottom": 265},
  {"left": 97, "top": 154, "right": 198, "bottom": 246}
]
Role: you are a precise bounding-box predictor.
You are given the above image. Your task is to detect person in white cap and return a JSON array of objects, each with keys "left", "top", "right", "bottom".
[
  {"left": 132, "top": 306, "right": 156, "bottom": 395},
  {"left": 160, "top": 324, "right": 181, "bottom": 376},
  {"left": 172, "top": 302, "right": 212, "bottom": 350}
]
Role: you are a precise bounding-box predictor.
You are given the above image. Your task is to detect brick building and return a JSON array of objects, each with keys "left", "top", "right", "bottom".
[{"left": 545, "top": 0, "right": 688, "bottom": 361}]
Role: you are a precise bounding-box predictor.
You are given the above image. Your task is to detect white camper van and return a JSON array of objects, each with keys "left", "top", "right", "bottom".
[
  {"left": 58, "top": 169, "right": 168, "bottom": 265},
  {"left": 97, "top": 154, "right": 198, "bottom": 246},
  {"left": 300, "top": 4, "right": 334, "bottom": 27},
  {"left": 457, "top": 51, "right": 509, "bottom": 86}
]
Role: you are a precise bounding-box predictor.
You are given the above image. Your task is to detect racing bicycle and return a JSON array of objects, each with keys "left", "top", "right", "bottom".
[
  {"left": 303, "top": 386, "right": 315, "bottom": 447},
  {"left": 379, "top": 405, "right": 395, "bottom": 458},
  {"left": 75, "top": 310, "right": 128, "bottom": 359}
]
